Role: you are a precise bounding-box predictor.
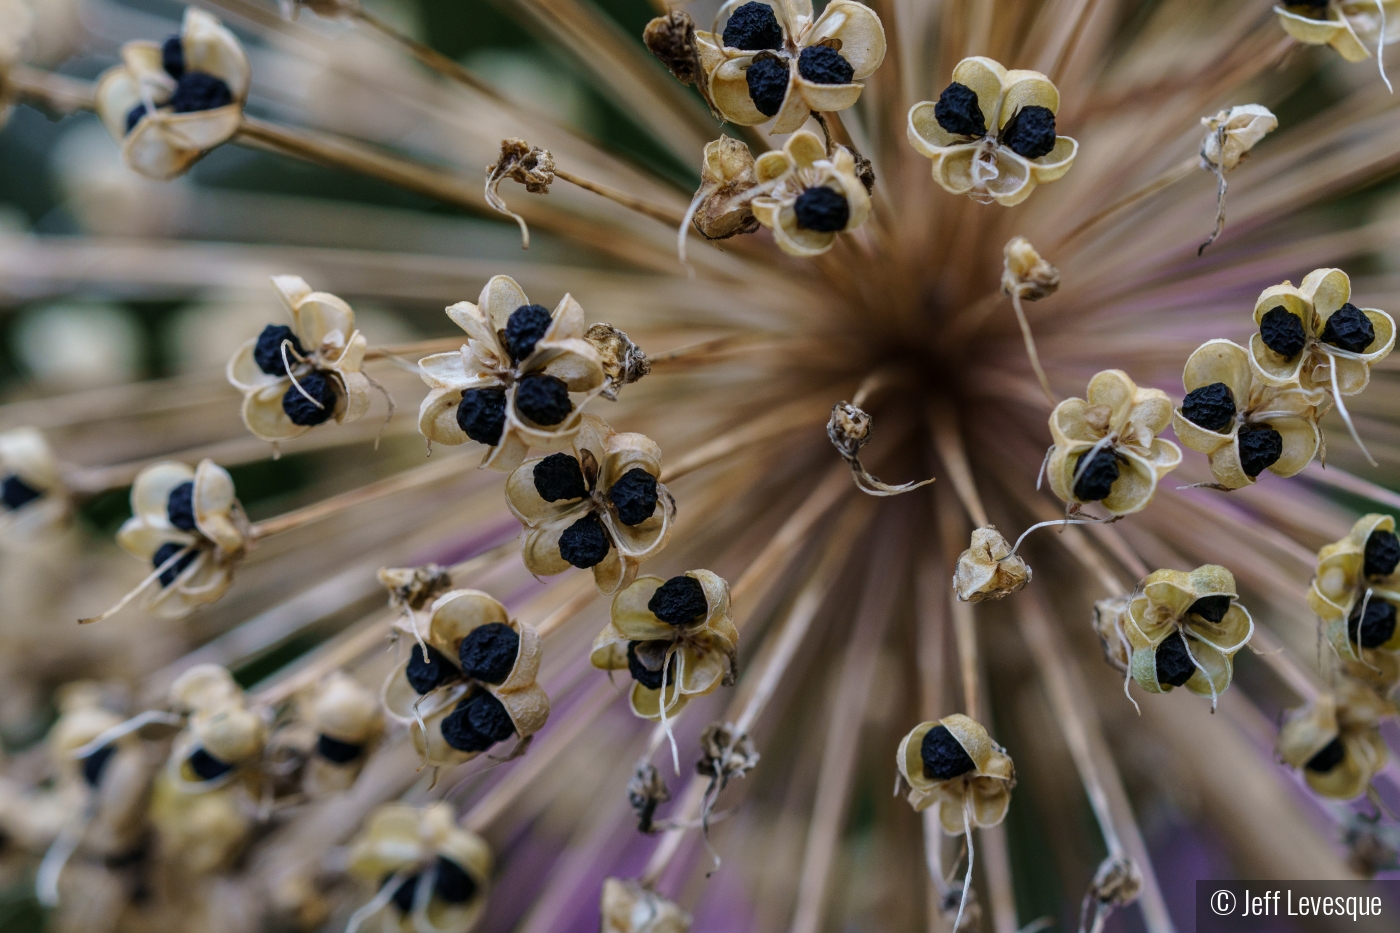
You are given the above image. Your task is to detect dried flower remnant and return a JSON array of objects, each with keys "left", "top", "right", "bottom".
[
  {"left": 347, "top": 803, "right": 492, "bottom": 933},
  {"left": 584, "top": 323, "right": 651, "bottom": 401},
  {"left": 94, "top": 8, "right": 249, "bottom": 181},
  {"left": 692, "top": 1, "right": 887, "bottom": 134},
  {"left": 749, "top": 130, "right": 871, "bottom": 257},
  {"left": 1308, "top": 514, "right": 1400, "bottom": 687},
  {"left": 1197, "top": 105, "right": 1278, "bottom": 253},
  {"left": 1122, "top": 566, "right": 1254, "bottom": 708},
  {"left": 1248, "top": 268, "right": 1395, "bottom": 464},
  {"left": 680, "top": 137, "right": 761, "bottom": 263},
  {"left": 908, "top": 57, "right": 1078, "bottom": 205},
  {"left": 601, "top": 877, "right": 691, "bottom": 933},
  {"left": 627, "top": 760, "right": 670, "bottom": 833},
  {"left": 1001, "top": 236, "right": 1060, "bottom": 404},
  {"left": 1279, "top": 678, "right": 1393, "bottom": 799},
  {"left": 1093, "top": 595, "right": 1133, "bottom": 674},
  {"left": 695, "top": 720, "right": 759, "bottom": 850},
  {"left": 301, "top": 671, "right": 383, "bottom": 793},
  {"left": 484, "top": 138, "right": 555, "bottom": 249},
  {"left": 827, "top": 401, "right": 935, "bottom": 495},
  {"left": 381, "top": 588, "right": 548, "bottom": 766},
  {"left": 417, "top": 275, "right": 606, "bottom": 472},
  {"left": 1080, "top": 855, "right": 1143, "bottom": 933},
  {"left": 226, "top": 276, "right": 375, "bottom": 443},
  {"left": 1275, "top": 1, "right": 1400, "bottom": 88},
  {"left": 954, "top": 526, "right": 1032, "bottom": 602},
  {"left": 643, "top": 11, "right": 713, "bottom": 117},
  {"left": 0, "top": 426, "right": 68, "bottom": 545},
  {"left": 1172, "top": 339, "right": 1324, "bottom": 489},
  {"left": 1046, "top": 370, "right": 1181, "bottom": 518}
]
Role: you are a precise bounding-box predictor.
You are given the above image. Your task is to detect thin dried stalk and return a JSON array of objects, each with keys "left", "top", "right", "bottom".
[
  {"left": 1058, "top": 156, "right": 1199, "bottom": 249},
  {"left": 661, "top": 393, "right": 834, "bottom": 484}
]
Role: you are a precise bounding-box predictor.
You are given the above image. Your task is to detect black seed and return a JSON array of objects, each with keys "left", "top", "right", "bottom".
[
  {"left": 609, "top": 468, "right": 659, "bottom": 526},
  {"left": 169, "top": 71, "right": 233, "bottom": 113},
  {"left": 388, "top": 874, "right": 421, "bottom": 915},
  {"left": 167, "top": 481, "right": 196, "bottom": 532},
  {"left": 405, "top": 643, "right": 455, "bottom": 695},
  {"left": 442, "top": 692, "right": 515, "bottom": 752},
  {"left": 1, "top": 474, "right": 42, "bottom": 510},
  {"left": 282, "top": 371, "right": 338, "bottom": 426},
  {"left": 559, "top": 513, "right": 611, "bottom": 568},
  {"left": 626, "top": 641, "right": 675, "bottom": 691},
  {"left": 745, "top": 57, "right": 789, "bottom": 117},
  {"left": 722, "top": 2, "right": 783, "bottom": 50},
  {"left": 933, "top": 82, "right": 986, "bottom": 138},
  {"left": 1154, "top": 632, "right": 1197, "bottom": 688},
  {"left": 1188, "top": 595, "right": 1232, "bottom": 624},
  {"left": 1304, "top": 736, "right": 1347, "bottom": 773},
  {"left": 161, "top": 35, "right": 184, "bottom": 79},
  {"left": 187, "top": 747, "right": 233, "bottom": 781},
  {"left": 1320, "top": 303, "right": 1376, "bottom": 354},
  {"left": 316, "top": 734, "right": 363, "bottom": 764},
  {"left": 920, "top": 724, "right": 976, "bottom": 781},
  {"left": 1349, "top": 598, "right": 1398, "bottom": 649},
  {"left": 1237, "top": 423, "right": 1283, "bottom": 478},
  {"left": 457, "top": 388, "right": 507, "bottom": 445},
  {"left": 1073, "top": 448, "right": 1120, "bottom": 502},
  {"left": 533, "top": 453, "right": 588, "bottom": 502},
  {"left": 648, "top": 575, "right": 708, "bottom": 626},
  {"left": 504, "top": 304, "right": 552, "bottom": 364},
  {"left": 514, "top": 374, "right": 572, "bottom": 427},
  {"left": 433, "top": 857, "right": 478, "bottom": 904},
  {"left": 793, "top": 186, "right": 850, "bottom": 233},
  {"left": 797, "top": 45, "right": 853, "bottom": 85},
  {"left": 152, "top": 542, "right": 196, "bottom": 587},
  {"left": 81, "top": 744, "right": 116, "bottom": 788},
  {"left": 1001, "top": 105, "right": 1057, "bottom": 159},
  {"left": 1365, "top": 529, "right": 1400, "bottom": 579},
  {"left": 1259, "top": 306, "right": 1306, "bottom": 360},
  {"left": 458, "top": 622, "right": 519, "bottom": 684},
  {"left": 253, "top": 324, "right": 304, "bottom": 376},
  {"left": 1180, "top": 382, "right": 1235, "bottom": 433},
  {"left": 125, "top": 104, "right": 147, "bottom": 134}
]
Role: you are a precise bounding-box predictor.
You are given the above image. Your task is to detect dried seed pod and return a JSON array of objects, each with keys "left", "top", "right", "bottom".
[
  {"left": 484, "top": 138, "right": 556, "bottom": 249},
  {"left": 1092, "top": 595, "right": 1132, "bottom": 673},
  {"left": 1197, "top": 104, "right": 1278, "bottom": 252},
  {"left": 681, "top": 137, "right": 761, "bottom": 264},
  {"left": 380, "top": 564, "right": 454, "bottom": 613},
  {"left": 584, "top": 323, "right": 651, "bottom": 401},
  {"left": 1344, "top": 817, "right": 1400, "bottom": 877},
  {"left": 1275, "top": 1, "right": 1400, "bottom": 79},
  {"left": 909, "top": 57, "right": 1077, "bottom": 205},
  {"left": 1080, "top": 855, "right": 1143, "bottom": 933},
  {"left": 1308, "top": 514, "right": 1400, "bottom": 688},
  {"left": 226, "top": 276, "right": 375, "bottom": 443},
  {"left": 601, "top": 877, "right": 691, "bottom": 933},
  {"left": 0, "top": 426, "right": 70, "bottom": 545},
  {"left": 695, "top": 720, "right": 759, "bottom": 846},
  {"left": 896, "top": 714, "right": 1015, "bottom": 828},
  {"left": 299, "top": 670, "right": 382, "bottom": 792},
  {"left": 827, "top": 401, "right": 935, "bottom": 496},
  {"left": 644, "top": 12, "right": 703, "bottom": 90},
  {"left": 1278, "top": 678, "right": 1393, "bottom": 799},
  {"left": 627, "top": 760, "right": 670, "bottom": 833},
  {"left": 93, "top": 8, "right": 250, "bottom": 180},
  {"left": 750, "top": 130, "right": 872, "bottom": 257},
  {"left": 1001, "top": 236, "right": 1060, "bottom": 302},
  {"left": 954, "top": 526, "right": 1031, "bottom": 602}
]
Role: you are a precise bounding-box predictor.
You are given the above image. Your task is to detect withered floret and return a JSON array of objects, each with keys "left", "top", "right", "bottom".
[
  {"left": 1321, "top": 303, "right": 1376, "bottom": 354},
  {"left": 406, "top": 643, "right": 455, "bottom": 695},
  {"left": 457, "top": 387, "right": 507, "bottom": 445},
  {"left": 797, "top": 45, "right": 853, "bottom": 84},
  {"left": 504, "top": 304, "right": 553, "bottom": 364},
  {"left": 648, "top": 575, "right": 708, "bottom": 625},
  {"left": 920, "top": 724, "right": 976, "bottom": 780},
  {"left": 1305, "top": 736, "right": 1347, "bottom": 773},
  {"left": 626, "top": 641, "right": 674, "bottom": 690},
  {"left": 1349, "top": 599, "right": 1398, "bottom": 649},
  {"left": 1364, "top": 530, "right": 1400, "bottom": 578},
  {"left": 316, "top": 733, "right": 363, "bottom": 764},
  {"left": 722, "top": 2, "right": 783, "bottom": 50},
  {"left": 1180, "top": 382, "right": 1235, "bottom": 432},
  {"left": 1237, "top": 423, "right": 1283, "bottom": 477},
  {"left": 1154, "top": 632, "right": 1197, "bottom": 687},
  {"left": 534, "top": 453, "right": 588, "bottom": 502},
  {"left": 1001, "top": 106, "right": 1057, "bottom": 159},
  {"left": 515, "top": 374, "right": 573, "bottom": 426},
  {"left": 746, "top": 57, "right": 789, "bottom": 117},
  {"left": 458, "top": 622, "right": 520, "bottom": 684},
  {"left": 283, "top": 372, "right": 338, "bottom": 427},
  {"left": 1188, "top": 595, "right": 1232, "bottom": 624},
  {"left": 441, "top": 691, "right": 515, "bottom": 752},
  {"left": 167, "top": 481, "right": 197, "bottom": 532},
  {"left": 609, "top": 468, "right": 659, "bottom": 526},
  {"left": 934, "top": 82, "right": 985, "bottom": 137},
  {"left": 253, "top": 324, "right": 304, "bottom": 376},
  {"left": 560, "top": 513, "right": 611, "bottom": 568},
  {"left": 794, "top": 187, "right": 850, "bottom": 232},
  {"left": 1259, "top": 306, "right": 1306, "bottom": 360},
  {"left": 1073, "top": 448, "right": 1120, "bottom": 501}
]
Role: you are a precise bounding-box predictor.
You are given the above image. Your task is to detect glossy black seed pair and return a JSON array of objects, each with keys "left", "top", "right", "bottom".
[
  {"left": 793, "top": 187, "right": 849, "bottom": 233},
  {"left": 458, "top": 376, "right": 572, "bottom": 445},
  {"left": 187, "top": 747, "right": 234, "bottom": 781},
  {"left": 920, "top": 725, "right": 976, "bottom": 780},
  {"left": 1364, "top": 529, "right": 1400, "bottom": 578},
  {"left": 124, "top": 35, "right": 234, "bottom": 135},
  {"left": 404, "top": 623, "right": 521, "bottom": 695},
  {"left": 316, "top": 734, "right": 364, "bottom": 764},
  {"left": 933, "top": 81, "right": 1057, "bottom": 158},
  {"left": 152, "top": 542, "right": 197, "bottom": 587},
  {"left": 1181, "top": 382, "right": 1236, "bottom": 433},
  {"left": 387, "top": 857, "right": 478, "bottom": 915},
  {"left": 1349, "top": 598, "right": 1398, "bottom": 649},
  {"left": 1, "top": 474, "right": 42, "bottom": 510},
  {"left": 440, "top": 690, "right": 515, "bottom": 753},
  {"left": 536, "top": 454, "right": 659, "bottom": 526},
  {"left": 743, "top": 48, "right": 853, "bottom": 118},
  {"left": 1073, "top": 448, "right": 1119, "bottom": 501}
]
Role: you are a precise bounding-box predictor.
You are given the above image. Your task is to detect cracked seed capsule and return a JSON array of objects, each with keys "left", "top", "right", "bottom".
[
  {"left": 1, "top": 474, "right": 42, "bottom": 510},
  {"left": 441, "top": 691, "right": 515, "bottom": 752},
  {"left": 167, "top": 481, "right": 197, "bottom": 532},
  {"left": 187, "top": 747, "right": 234, "bottom": 781},
  {"left": 458, "top": 387, "right": 507, "bottom": 445},
  {"left": 1349, "top": 598, "right": 1397, "bottom": 649},
  {"left": 282, "top": 371, "right": 338, "bottom": 426},
  {"left": 161, "top": 34, "right": 185, "bottom": 79},
  {"left": 1320, "top": 303, "right": 1376, "bottom": 353},
  {"left": 458, "top": 622, "right": 519, "bottom": 684},
  {"left": 920, "top": 724, "right": 976, "bottom": 780},
  {"left": 1181, "top": 382, "right": 1236, "bottom": 433},
  {"left": 1304, "top": 736, "right": 1346, "bottom": 772},
  {"left": 648, "top": 575, "right": 708, "bottom": 625},
  {"left": 152, "top": 542, "right": 196, "bottom": 587},
  {"left": 746, "top": 57, "right": 789, "bottom": 117},
  {"left": 1155, "top": 631, "right": 1197, "bottom": 687},
  {"left": 1237, "top": 423, "right": 1283, "bottom": 477},
  {"left": 1073, "top": 448, "right": 1120, "bottom": 501},
  {"left": 169, "top": 71, "right": 233, "bottom": 113},
  {"left": 81, "top": 744, "right": 116, "bottom": 788},
  {"left": 1188, "top": 595, "right": 1231, "bottom": 624},
  {"left": 534, "top": 453, "right": 588, "bottom": 502},
  {"left": 793, "top": 186, "right": 850, "bottom": 232},
  {"left": 934, "top": 82, "right": 986, "bottom": 137},
  {"left": 608, "top": 468, "right": 659, "bottom": 526},
  {"left": 433, "top": 856, "right": 478, "bottom": 903},
  {"left": 514, "top": 374, "right": 572, "bottom": 426},
  {"left": 389, "top": 874, "right": 421, "bottom": 915},
  {"left": 405, "top": 643, "right": 456, "bottom": 694},
  {"left": 253, "top": 324, "right": 304, "bottom": 376},
  {"left": 504, "top": 303, "right": 552, "bottom": 364},
  {"left": 559, "top": 513, "right": 611, "bottom": 568},
  {"left": 316, "top": 733, "right": 363, "bottom": 764},
  {"left": 626, "top": 641, "right": 674, "bottom": 690},
  {"left": 797, "top": 45, "right": 853, "bottom": 84},
  {"left": 722, "top": 2, "right": 783, "bottom": 50},
  {"left": 1001, "top": 106, "right": 1057, "bottom": 159},
  {"left": 1259, "top": 306, "right": 1306, "bottom": 360},
  {"left": 1364, "top": 529, "right": 1400, "bottom": 578}
]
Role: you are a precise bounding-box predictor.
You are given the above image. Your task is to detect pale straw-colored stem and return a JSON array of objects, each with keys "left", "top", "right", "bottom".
[
  {"left": 533, "top": 577, "right": 598, "bottom": 637},
  {"left": 928, "top": 400, "right": 989, "bottom": 528},
  {"left": 553, "top": 168, "right": 687, "bottom": 227},
  {"left": 352, "top": 8, "right": 513, "bottom": 103},
  {"left": 1009, "top": 291, "right": 1057, "bottom": 406},
  {"left": 363, "top": 337, "right": 464, "bottom": 362},
  {"left": 660, "top": 392, "right": 834, "bottom": 484},
  {"left": 1059, "top": 156, "right": 1199, "bottom": 247},
  {"left": 5, "top": 64, "right": 94, "bottom": 112}
]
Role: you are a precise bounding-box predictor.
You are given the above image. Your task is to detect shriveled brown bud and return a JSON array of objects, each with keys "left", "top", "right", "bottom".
[
  {"left": 827, "top": 402, "right": 934, "bottom": 497},
  {"left": 1002, "top": 236, "right": 1060, "bottom": 302},
  {"left": 1081, "top": 855, "right": 1143, "bottom": 933},
  {"left": 1093, "top": 595, "right": 1132, "bottom": 673},
  {"left": 696, "top": 721, "right": 759, "bottom": 783},
  {"left": 643, "top": 13, "right": 700, "bottom": 87},
  {"left": 954, "top": 526, "right": 1031, "bottom": 602},
  {"left": 485, "top": 138, "right": 556, "bottom": 249},
  {"left": 689, "top": 137, "right": 760, "bottom": 247},
  {"left": 378, "top": 564, "right": 452, "bottom": 612},
  {"left": 1197, "top": 105, "right": 1276, "bottom": 254},
  {"left": 842, "top": 144, "right": 876, "bottom": 193},
  {"left": 627, "top": 760, "right": 669, "bottom": 833},
  {"left": 585, "top": 323, "right": 651, "bottom": 401}
]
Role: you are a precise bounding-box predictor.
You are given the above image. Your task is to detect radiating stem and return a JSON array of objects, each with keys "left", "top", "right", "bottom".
[
  {"left": 352, "top": 8, "right": 513, "bottom": 104},
  {"left": 660, "top": 392, "right": 835, "bottom": 485},
  {"left": 554, "top": 168, "right": 686, "bottom": 227},
  {"left": 1058, "top": 156, "right": 1199, "bottom": 248}
]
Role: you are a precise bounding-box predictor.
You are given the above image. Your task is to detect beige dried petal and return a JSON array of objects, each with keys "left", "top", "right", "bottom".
[
  {"left": 601, "top": 878, "right": 691, "bottom": 933},
  {"left": 1093, "top": 595, "right": 1132, "bottom": 672},
  {"left": 1278, "top": 679, "right": 1393, "bottom": 799},
  {"left": 485, "top": 138, "right": 555, "bottom": 249},
  {"left": 1001, "top": 236, "right": 1060, "bottom": 301},
  {"left": 585, "top": 323, "right": 651, "bottom": 400},
  {"left": 954, "top": 526, "right": 1031, "bottom": 602}
]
